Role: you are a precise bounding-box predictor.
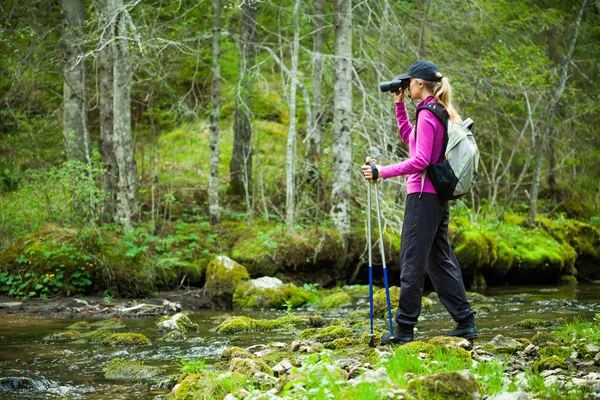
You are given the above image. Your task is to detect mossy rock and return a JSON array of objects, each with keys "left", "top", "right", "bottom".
[
  {"left": 233, "top": 278, "right": 311, "bottom": 310},
  {"left": 90, "top": 319, "right": 126, "bottom": 329},
  {"left": 428, "top": 336, "right": 472, "bottom": 351},
  {"left": 317, "top": 292, "right": 352, "bottom": 310},
  {"left": 161, "top": 330, "right": 187, "bottom": 343},
  {"left": 360, "top": 330, "right": 382, "bottom": 347},
  {"left": 171, "top": 372, "right": 247, "bottom": 400},
  {"left": 453, "top": 225, "right": 497, "bottom": 273},
  {"left": 43, "top": 330, "right": 81, "bottom": 341},
  {"left": 514, "top": 318, "right": 553, "bottom": 329},
  {"left": 407, "top": 370, "right": 480, "bottom": 400},
  {"left": 483, "top": 335, "right": 525, "bottom": 354},
  {"left": 156, "top": 313, "right": 199, "bottom": 332},
  {"left": 373, "top": 286, "right": 400, "bottom": 316},
  {"left": 465, "top": 292, "right": 494, "bottom": 302},
  {"left": 532, "top": 331, "right": 557, "bottom": 346},
  {"left": 397, "top": 341, "right": 436, "bottom": 356},
  {"left": 205, "top": 255, "right": 250, "bottom": 308},
  {"left": 216, "top": 316, "right": 261, "bottom": 334},
  {"left": 103, "top": 333, "right": 152, "bottom": 347},
  {"left": 78, "top": 329, "right": 115, "bottom": 344},
  {"left": 66, "top": 321, "right": 91, "bottom": 330},
  {"left": 216, "top": 315, "right": 325, "bottom": 334},
  {"left": 229, "top": 357, "right": 272, "bottom": 376},
  {"left": 533, "top": 355, "right": 568, "bottom": 371},
  {"left": 473, "top": 303, "right": 497, "bottom": 313},
  {"left": 221, "top": 347, "right": 252, "bottom": 361},
  {"left": 298, "top": 325, "right": 352, "bottom": 343},
  {"left": 103, "top": 358, "right": 164, "bottom": 381},
  {"left": 324, "top": 337, "right": 361, "bottom": 350}
]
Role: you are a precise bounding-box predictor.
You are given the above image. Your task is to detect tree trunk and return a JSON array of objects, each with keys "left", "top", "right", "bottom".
[
  {"left": 209, "top": 0, "right": 222, "bottom": 225},
  {"left": 111, "top": 0, "right": 139, "bottom": 228},
  {"left": 528, "top": 0, "right": 587, "bottom": 224},
  {"left": 61, "top": 0, "right": 89, "bottom": 163},
  {"left": 310, "top": 0, "right": 324, "bottom": 157},
  {"left": 285, "top": 0, "right": 301, "bottom": 232},
  {"left": 330, "top": 0, "right": 353, "bottom": 239},
  {"left": 548, "top": 134, "right": 556, "bottom": 204},
  {"left": 99, "top": 19, "right": 118, "bottom": 222},
  {"left": 230, "top": 0, "right": 257, "bottom": 198}
]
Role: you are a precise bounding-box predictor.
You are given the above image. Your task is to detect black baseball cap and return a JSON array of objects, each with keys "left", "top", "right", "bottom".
[{"left": 396, "top": 60, "right": 443, "bottom": 82}]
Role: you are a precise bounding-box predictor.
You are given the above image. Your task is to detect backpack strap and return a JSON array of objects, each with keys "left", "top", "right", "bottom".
[{"left": 414, "top": 103, "right": 450, "bottom": 197}]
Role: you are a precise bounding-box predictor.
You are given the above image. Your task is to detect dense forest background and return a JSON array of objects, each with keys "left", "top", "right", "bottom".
[{"left": 1, "top": 0, "right": 599, "bottom": 298}]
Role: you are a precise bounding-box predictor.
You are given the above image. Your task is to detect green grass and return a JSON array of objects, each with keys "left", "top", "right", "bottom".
[{"left": 553, "top": 317, "right": 600, "bottom": 346}]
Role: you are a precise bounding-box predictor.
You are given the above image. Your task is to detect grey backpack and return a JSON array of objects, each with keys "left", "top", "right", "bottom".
[{"left": 416, "top": 104, "right": 479, "bottom": 200}]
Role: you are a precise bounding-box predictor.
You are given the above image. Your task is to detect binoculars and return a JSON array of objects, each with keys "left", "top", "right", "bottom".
[{"left": 379, "top": 77, "right": 409, "bottom": 93}]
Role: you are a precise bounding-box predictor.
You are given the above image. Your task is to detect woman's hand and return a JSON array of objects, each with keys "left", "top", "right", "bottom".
[
  {"left": 362, "top": 157, "right": 382, "bottom": 180},
  {"left": 394, "top": 89, "right": 406, "bottom": 104}
]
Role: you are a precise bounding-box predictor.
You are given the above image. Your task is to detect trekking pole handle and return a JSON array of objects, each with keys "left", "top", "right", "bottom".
[{"left": 364, "top": 162, "right": 379, "bottom": 182}]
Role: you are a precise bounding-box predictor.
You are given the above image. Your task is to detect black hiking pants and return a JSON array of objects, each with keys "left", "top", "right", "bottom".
[{"left": 395, "top": 193, "right": 474, "bottom": 327}]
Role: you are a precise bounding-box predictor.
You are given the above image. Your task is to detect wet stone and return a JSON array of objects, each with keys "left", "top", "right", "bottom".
[
  {"left": 254, "top": 349, "right": 272, "bottom": 358},
  {"left": 246, "top": 344, "right": 268, "bottom": 353},
  {"left": 270, "top": 342, "right": 288, "bottom": 349}
]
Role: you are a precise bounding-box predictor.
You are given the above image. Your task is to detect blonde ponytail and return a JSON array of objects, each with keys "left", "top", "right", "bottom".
[{"left": 423, "top": 75, "right": 462, "bottom": 123}]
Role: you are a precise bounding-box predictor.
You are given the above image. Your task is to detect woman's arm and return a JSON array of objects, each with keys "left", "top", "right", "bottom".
[{"left": 379, "top": 111, "right": 437, "bottom": 179}]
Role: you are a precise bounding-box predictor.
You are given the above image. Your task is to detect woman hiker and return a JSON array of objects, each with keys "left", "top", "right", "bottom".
[{"left": 362, "top": 60, "right": 478, "bottom": 345}]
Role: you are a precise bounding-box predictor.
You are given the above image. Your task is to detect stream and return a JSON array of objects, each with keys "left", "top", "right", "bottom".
[{"left": 1, "top": 283, "right": 599, "bottom": 399}]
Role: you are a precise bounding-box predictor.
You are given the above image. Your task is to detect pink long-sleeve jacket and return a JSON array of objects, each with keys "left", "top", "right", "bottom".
[{"left": 379, "top": 96, "right": 445, "bottom": 195}]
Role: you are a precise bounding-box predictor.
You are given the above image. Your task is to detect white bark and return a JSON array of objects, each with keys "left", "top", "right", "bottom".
[
  {"left": 285, "top": 0, "right": 301, "bottom": 232},
  {"left": 330, "top": 0, "right": 353, "bottom": 238},
  {"left": 310, "top": 0, "right": 324, "bottom": 155},
  {"left": 209, "top": 0, "right": 222, "bottom": 225},
  {"left": 110, "top": 0, "right": 139, "bottom": 228},
  {"left": 61, "top": 0, "right": 89, "bottom": 163}
]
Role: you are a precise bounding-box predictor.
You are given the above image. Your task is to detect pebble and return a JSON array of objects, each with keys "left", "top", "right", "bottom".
[
  {"left": 270, "top": 342, "right": 288, "bottom": 349},
  {"left": 490, "top": 390, "right": 531, "bottom": 400},
  {"left": 253, "top": 349, "right": 272, "bottom": 358}
]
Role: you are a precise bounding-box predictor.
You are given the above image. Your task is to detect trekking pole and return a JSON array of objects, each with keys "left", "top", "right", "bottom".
[
  {"left": 373, "top": 180, "right": 395, "bottom": 339},
  {"left": 366, "top": 163, "right": 375, "bottom": 348}
]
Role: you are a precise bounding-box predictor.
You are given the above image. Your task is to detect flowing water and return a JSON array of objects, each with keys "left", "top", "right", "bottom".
[{"left": 1, "top": 284, "right": 599, "bottom": 399}]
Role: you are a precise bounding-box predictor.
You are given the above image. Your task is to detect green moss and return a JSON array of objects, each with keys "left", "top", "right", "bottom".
[
  {"left": 204, "top": 256, "right": 250, "bottom": 309},
  {"left": 216, "top": 316, "right": 261, "bottom": 334},
  {"left": 103, "top": 333, "right": 152, "bottom": 347},
  {"left": 43, "top": 330, "right": 81, "bottom": 341},
  {"left": 298, "top": 326, "right": 352, "bottom": 343},
  {"left": 454, "top": 227, "right": 497, "bottom": 270},
  {"left": 473, "top": 303, "right": 497, "bottom": 312},
  {"left": 216, "top": 315, "right": 325, "bottom": 334},
  {"left": 103, "top": 358, "right": 164, "bottom": 381},
  {"left": 532, "top": 331, "right": 556, "bottom": 346},
  {"left": 407, "top": 370, "right": 480, "bottom": 400},
  {"left": 171, "top": 372, "right": 247, "bottom": 400},
  {"left": 514, "top": 318, "right": 553, "bottom": 329},
  {"left": 66, "top": 321, "right": 91, "bottom": 330},
  {"left": 397, "top": 341, "right": 436, "bottom": 356},
  {"left": 373, "top": 286, "right": 400, "bottom": 316},
  {"left": 317, "top": 292, "right": 352, "bottom": 310},
  {"left": 533, "top": 355, "right": 568, "bottom": 371},
  {"left": 161, "top": 330, "right": 187, "bottom": 342},
  {"left": 156, "top": 313, "right": 200, "bottom": 332},
  {"left": 360, "top": 330, "right": 382, "bottom": 347},
  {"left": 232, "top": 281, "right": 311, "bottom": 310},
  {"left": 230, "top": 223, "right": 344, "bottom": 276},
  {"left": 80, "top": 329, "right": 115, "bottom": 344},
  {"left": 90, "top": 319, "right": 126, "bottom": 329},
  {"left": 324, "top": 337, "right": 361, "bottom": 350},
  {"left": 229, "top": 357, "right": 273, "bottom": 376},
  {"left": 221, "top": 347, "right": 252, "bottom": 361}
]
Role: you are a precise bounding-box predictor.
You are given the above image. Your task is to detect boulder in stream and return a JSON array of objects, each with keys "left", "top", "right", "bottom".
[
  {"left": 156, "top": 313, "right": 199, "bottom": 332},
  {"left": 205, "top": 255, "right": 250, "bottom": 308},
  {"left": 103, "top": 359, "right": 164, "bottom": 382}
]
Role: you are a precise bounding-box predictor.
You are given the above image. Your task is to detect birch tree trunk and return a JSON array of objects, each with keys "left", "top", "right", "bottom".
[
  {"left": 230, "top": 0, "right": 257, "bottom": 198},
  {"left": 285, "top": 0, "right": 301, "bottom": 232},
  {"left": 310, "top": 0, "right": 324, "bottom": 157},
  {"left": 209, "top": 0, "right": 222, "bottom": 225},
  {"left": 99, "top": 17, "right": 118, "bottom": 222},
  {"left": 528, "top": 0, "right": 587, "bottom": 224},
  {"left": 330, "top": 0, "right": 353, "bottom": 239},
  {"left": 61, "top": 0, "right": 89, "bottom": 163},
  {"left": 111, "top": 0, "right": 139, "bottom": 229}
]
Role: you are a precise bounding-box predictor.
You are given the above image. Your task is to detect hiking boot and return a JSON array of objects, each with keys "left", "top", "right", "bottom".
[
  {"left": 446, "top": 315, "right": 478, "bottom": 340},
  {"left": 381, "top": 324, "right": 414, "bottom": 345}
]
